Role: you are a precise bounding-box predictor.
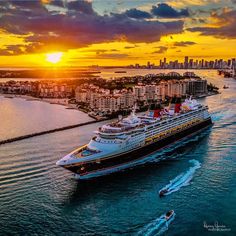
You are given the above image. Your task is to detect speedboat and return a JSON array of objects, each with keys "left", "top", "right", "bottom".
[
  {"left": 165, "top": 210, "right": 175, "bottom": 221},
  {"left": 223, "top": 85, "right": 229, "bottom": 89},
  {"left": 159, "top": 188, "right": 168, "bottom": 197}
]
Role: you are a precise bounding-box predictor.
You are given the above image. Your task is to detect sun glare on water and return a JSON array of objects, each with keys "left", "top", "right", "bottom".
[{"left": 46, "top": 52, "right": 63, "bottom": 64}]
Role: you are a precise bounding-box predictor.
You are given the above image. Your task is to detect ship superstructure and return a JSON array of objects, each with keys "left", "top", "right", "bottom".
[{"left": 56, "top": 98, "right": 212, "bottom": 179}]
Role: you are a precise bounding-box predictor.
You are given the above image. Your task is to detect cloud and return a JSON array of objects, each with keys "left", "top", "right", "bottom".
[
  {"left": 151, "top": 3, "right": 190, "bottom": 18},
  {"left": 78, "top": 52, "right": 134, "bottom": 60},
  {"left": 188, "top": 9, "right": 236, "bottom": 38},
  {"left": 0, "top": 44, "right": 24, "bottom": 55},
  {"left": 152, "top": 46, "right": 168, "bottom": 53},
  {"left": 95, "top": 53, "right": 130, "bottom": 59},
  {"left": 0, "top": 0, "right": 184, "bottom": 55},
  {"left": 47, "top": 0, "right": 65, "bottom": 8},
  {"left": 0, "top": 43, "right": 43, "bottom": 55},
  {"left": 122, "top": 8, "right": 152, "bottom": 19},
  {"left": 124, "top": 46, "right": 136, "bottom": 49},
  {"left": 81, "top": 49, "right": 109, "bottom": 55},
  {"left": 66, "top": 0, "right": 95, "bottom": 15},
  {"left": 173, "top": 41, "right": 196, "bottom": 46}
]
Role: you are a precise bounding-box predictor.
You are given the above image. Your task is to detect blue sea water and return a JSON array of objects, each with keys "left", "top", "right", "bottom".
[{"left": 0, "top": 70, "right": 235, "bottom": 235}]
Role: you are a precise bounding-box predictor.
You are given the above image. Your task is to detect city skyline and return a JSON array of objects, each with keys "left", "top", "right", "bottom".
[
  {"left": 128, "top": 56, "right": 236, "bottom": 69},
  {"left": 0, "top": 0, "right": 236, "bottom": 67}
]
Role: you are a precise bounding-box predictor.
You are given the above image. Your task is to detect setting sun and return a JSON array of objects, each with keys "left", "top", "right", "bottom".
[{"left": 46, "top": 52, "right": 63, "bottom": 64}]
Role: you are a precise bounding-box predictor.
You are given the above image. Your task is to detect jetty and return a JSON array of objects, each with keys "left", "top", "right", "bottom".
[{"left": 0, "top": 119, "right": 108, "bottom": 146}]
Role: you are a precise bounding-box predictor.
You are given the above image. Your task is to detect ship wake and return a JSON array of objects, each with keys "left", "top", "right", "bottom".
[
  {"left": 137, "top": 213, "right": 175, "bottom": 236},
  {"left": 159, "top": 159, "right": 201, "bottom": 196}
]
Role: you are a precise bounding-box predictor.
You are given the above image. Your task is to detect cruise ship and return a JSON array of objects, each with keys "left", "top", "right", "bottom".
[{"left": 56, "top": 97, "right": 212, "bottom": 179}]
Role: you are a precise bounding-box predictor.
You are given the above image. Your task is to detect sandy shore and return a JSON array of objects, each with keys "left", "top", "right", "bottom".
[{"left": 12, "top": 94, "right": 78, "bottom": 109}]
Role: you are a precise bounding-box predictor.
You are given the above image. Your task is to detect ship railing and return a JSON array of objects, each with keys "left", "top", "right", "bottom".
[
  {"left": 99, "top": 124, "right": 145, "bottom": 134},
  {"left": 92, "top": 136, "right": 123, "bottom": 144},
  {"left": 146, "top": 118, "right": 204, "bottom": 143}
]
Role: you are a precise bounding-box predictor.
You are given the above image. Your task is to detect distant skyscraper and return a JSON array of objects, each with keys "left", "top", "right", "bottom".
[
  {"left": 232, "top": 58, "right": 236, "bottom": 69},
  {"left": 189, "top": 59, "right": 193, "bottom": 68},
  {"left": 184, "top": 56, "right": 189, "bottom": 69},
  {"left": 163, "top": 58, "right": 167, "bottom": 68}
]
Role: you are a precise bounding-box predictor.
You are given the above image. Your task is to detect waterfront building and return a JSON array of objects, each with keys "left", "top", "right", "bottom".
[
  {"left": 167, "top": 72, "right": 181, "bottom": 77},
  {"left": 39, "top": 83, "right": 70, "bottom": 98},
  {"left": 134, "top": 85, "right": 146, "bottom": 102},
  {"left": 167, "top": 81, "right": 187, "bottom": 98},
  {"left": 183, "top": 72, "right": 196, "bottom": 77},
  {"left": 186, "top": 79, "right": 207, "bottom": 96},
  {"left": 145, "top": 84, "right": 159, "bottom": 101},
  {"left": 95, "top": 95, "right": 121, "bottom": 112},
  {"left": 120, "top": 90, "right": 135, "bottom": 109},
  {"left": 75, "top": 88, "right": 88, "bottom": 103}
]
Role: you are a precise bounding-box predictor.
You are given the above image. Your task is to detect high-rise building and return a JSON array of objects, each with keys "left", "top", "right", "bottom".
[
  {"left": 163, "top": 58, "right": 167, "bottom": 68},
  {"left": 189, "top": 59, "right": 193, "bottom": 68},
  {"left": 184, "top": 56, "right": 189, "bottom": 69}
]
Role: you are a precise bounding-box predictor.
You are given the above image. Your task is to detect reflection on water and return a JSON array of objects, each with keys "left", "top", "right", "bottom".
[
  {"left": 0, "top": 96, "right": 93, "bottom": 141},
  {"left": 0, "top": 70, "right": 236, "bottom": 235}
]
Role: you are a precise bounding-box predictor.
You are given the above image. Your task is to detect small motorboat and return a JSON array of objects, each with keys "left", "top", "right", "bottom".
[
  {"left": 159, "top": 188, "right": 168, "bottom": 197},
  {"left": 165, "top": 210, "right": 175, "bottom": 221},
  {"left": 223, "top": 85, "right": 229, "bottom": 89}
]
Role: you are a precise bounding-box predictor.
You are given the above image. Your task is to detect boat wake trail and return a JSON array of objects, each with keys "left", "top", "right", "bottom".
[
  {"left": 137, "top": 213, "right": 175, "bottom": 236},
  {"left": 159, "top": 159, "right": 201, "bottom": 196}
]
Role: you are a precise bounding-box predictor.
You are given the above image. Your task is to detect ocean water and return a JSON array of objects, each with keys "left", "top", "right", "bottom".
[
  {"left": 0, "top": 96, "right": 93, "bottom": 141},
  {"left": 0, "top": 70, "right": 235, "bottom": 235}
]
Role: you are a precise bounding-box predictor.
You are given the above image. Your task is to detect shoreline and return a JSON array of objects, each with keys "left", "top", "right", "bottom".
[
  {"left": 13, "top": 94, "right": 105, "bottom": 120},
  {"left": 1, "top": 93, "right": 89, "bottom": 111}
]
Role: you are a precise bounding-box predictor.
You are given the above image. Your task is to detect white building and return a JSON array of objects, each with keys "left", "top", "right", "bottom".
[
  {"left": 95, "top": 95, "right": 121, "bottom": 112},
  {"left": 134, "top": 85, "right": 146, "bottom": 102},
  {"left": 120, "top": 91, "right": 135, "bottom": 109}
]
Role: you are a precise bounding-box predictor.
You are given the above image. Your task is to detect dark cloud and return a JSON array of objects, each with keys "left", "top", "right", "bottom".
[
  {"left": 8, "top": 0, "right": 44, "bottom": 9},
  {"left": 0, "top": 45, "right": 24, "bottom": 55},
  {"left": 81, "top": 49, "right": 109, "bottom": 55},
  {"left": 188, "top": 9, "right": 236, "bottom": 38},
  {"left": 0, "top": 43, "right": 42, "bottom": 55},
  {"left": 123, "top": 8, "right": 152, "bottom": 19},
  {"left": 152, "top": 46, "right": 168, "bottom": 53},
  {"left": 124, "top": 46, "right": 136, "bottom": 49},
  {"left": 198, "top": 18, "right": 206, "bottom": 23},
  {"left": 66, "top": 0, "right": 94, "bottom": 15},
  {"left": 173, "top": 41, "right": 196, "bottom": 47},
  {"left": 151, "top": 3, "right": 190, "bottom": 18},
  {"left": 96, "top": 53, "right": 130, "bottom": 59},
  {"left": 48, "top": 0, "right": 65, "bottom": 8},
  {"left": 0, "top": 0, "right": 184, "bottom": 55}
]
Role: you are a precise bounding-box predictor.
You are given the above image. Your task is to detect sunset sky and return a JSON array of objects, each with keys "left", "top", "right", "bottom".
[{"left": 0, "top": 0, "right": 236, "bottom": 67}]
